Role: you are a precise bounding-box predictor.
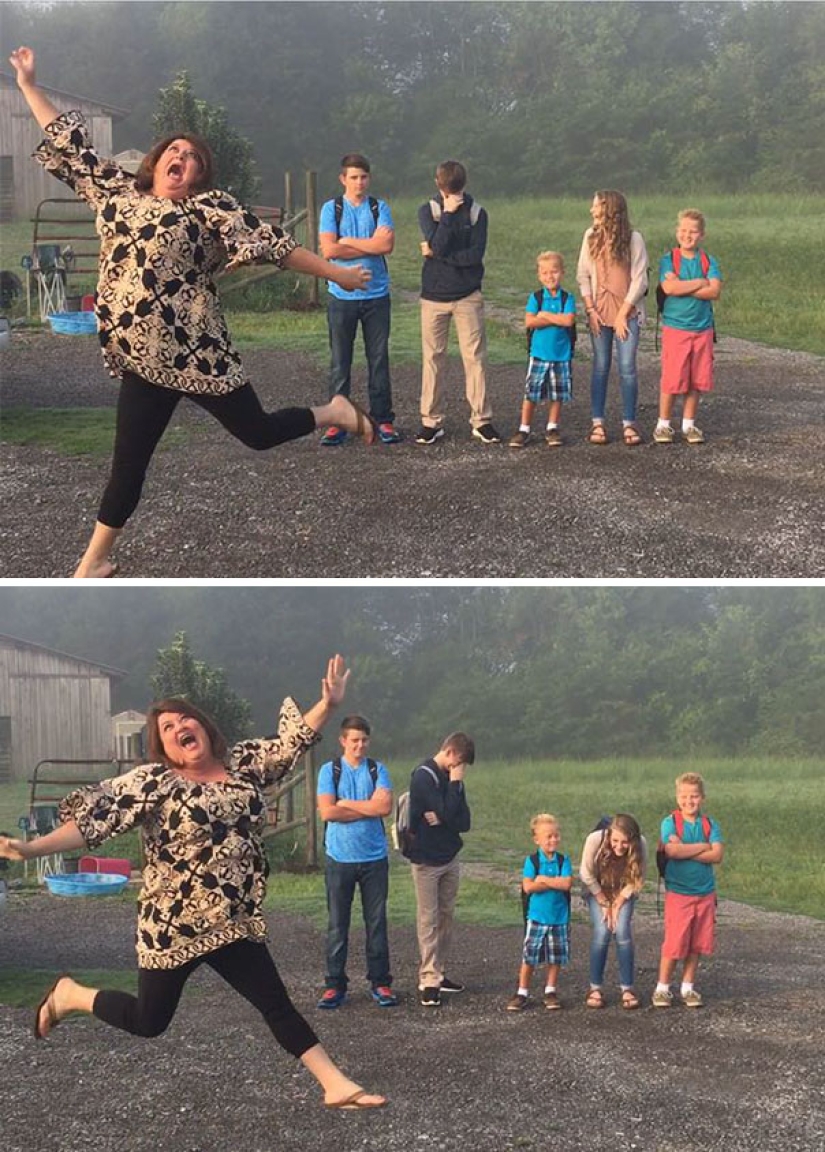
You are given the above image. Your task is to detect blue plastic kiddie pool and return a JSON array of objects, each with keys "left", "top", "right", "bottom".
[{"left": 44, "top": 872, "right": 129, "bottom": 897}]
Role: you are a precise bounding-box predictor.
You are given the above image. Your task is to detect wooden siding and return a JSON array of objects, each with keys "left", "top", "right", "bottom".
[
  {"left": 0, "top": 81, "right": 118, "bottom": 219},
  {"left": 0, "top": 638, "right": 119, "bottom": 780}
]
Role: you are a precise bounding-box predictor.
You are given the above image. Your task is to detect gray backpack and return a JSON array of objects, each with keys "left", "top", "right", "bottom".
[{"left": 392, "top": 763, "right": 439, "bottom": 857}]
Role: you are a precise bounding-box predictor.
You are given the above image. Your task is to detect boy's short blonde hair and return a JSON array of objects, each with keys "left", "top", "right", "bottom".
[
  {"left": 530, "top": 812, "right": 559, "bottom": 833},
  {"left": 678, "top": 208, "right": 706, "bottom": 232},
  {"left": 537, "top": 250, "right": 564, "bottom": 271},
  {"left": 676, "top": 771, "right": 706, "bottom": 796}
]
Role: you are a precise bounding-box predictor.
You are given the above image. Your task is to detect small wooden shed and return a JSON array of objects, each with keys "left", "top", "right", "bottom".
[
  {"left": 0, "top": 72, "right": 128, "bottom": 220},
  {"left": 0, "top": 632, "right": 126, "bottom": 782}
]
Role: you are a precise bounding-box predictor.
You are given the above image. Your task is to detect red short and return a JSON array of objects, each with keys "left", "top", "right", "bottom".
[
  {"left": 660, "top": 326, "right": 715, "bottom": 395},
  {"left": 662, "top": 891, "right": 717, "bottom": 959}
]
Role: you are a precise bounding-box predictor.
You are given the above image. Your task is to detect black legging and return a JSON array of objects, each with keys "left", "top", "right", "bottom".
[
  {"left": 98, "top": 371, "right": 316, "bottom": 528},
  {"left": 93, "top": 939, "right": 319, "bottom": 1058}
]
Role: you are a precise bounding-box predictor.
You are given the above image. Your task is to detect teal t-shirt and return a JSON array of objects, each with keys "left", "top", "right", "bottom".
[
  {"left": 318, "top": 757, "right": 391, "bottom": 863},
  {"left": 523, "top": 848, "right": 572, "bottom": 925},
  {"left": 661, "top": 811, "right": 723, "bottom": 896},
  {"left": 659, "top": 249, "right": 721, "bottom": 333}
]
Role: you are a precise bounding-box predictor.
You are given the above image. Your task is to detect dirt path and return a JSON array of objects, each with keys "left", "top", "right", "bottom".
[
  {"left": 1, "top": 328, "right": 822, "bottom": 578},
  {"left": 0, "top": 889, "right": 823, "bottom": 1152}
]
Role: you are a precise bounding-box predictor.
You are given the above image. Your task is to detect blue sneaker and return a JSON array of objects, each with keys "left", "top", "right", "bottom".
[
  {"left": 320, "top": 426, "right": 347, "bottom": 446},
  {"left": 371, "top": 985, "right": 399, "bottom": 1007},
  {"left": 377, "top": 422, "right": 402, "bottom": 444},
  {"left": 317, "top": 988, "right": 347, "bottom": 1009}
]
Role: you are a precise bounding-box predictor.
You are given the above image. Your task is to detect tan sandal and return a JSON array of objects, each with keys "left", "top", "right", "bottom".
[
  {"left": 588, "top": 423, "right": 608, "bottom": 445},
  {"left": 586, "top": 988, "right": 606, "bottom": 1009},
  {"left": 621, "top": 989, "right": 641, "bottom": 1010}
]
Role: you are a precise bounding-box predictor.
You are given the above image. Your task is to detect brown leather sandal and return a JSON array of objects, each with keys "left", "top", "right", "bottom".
[{"left": 588, "top": 423, "right": 608, "bottom": 445}]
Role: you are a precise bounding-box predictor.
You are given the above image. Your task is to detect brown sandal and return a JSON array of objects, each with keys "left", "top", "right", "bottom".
[
  {"left": 586, "top": 988, "right": 606, "bottom": 1009},
  {"left": 621, "top": 989, "right": 641, "bottom": 1010},
  {"left": 588, "top": 423, "right": 608, "bottom": 445},
  {"left": 33, "top": 974, "right": 68, "bottom": 1039},
  {"left": 623, "top": 424, "right": 642, "bottom": 446}
]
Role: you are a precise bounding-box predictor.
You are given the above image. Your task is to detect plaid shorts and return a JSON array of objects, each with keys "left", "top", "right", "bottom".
[
  {"left": 524, "top": 357, "right": 573, "bottom": 404},
  {"left": 522, "top": 920, "right": 570, "bottom": 967}
]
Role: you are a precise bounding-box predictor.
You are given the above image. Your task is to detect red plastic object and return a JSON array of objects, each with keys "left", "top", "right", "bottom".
[
  {"left": 81, "top": 294, "right": 95, "bottom": 312},
  {"left": 78, "top": 855, "right": 132, "bottom": 878}
]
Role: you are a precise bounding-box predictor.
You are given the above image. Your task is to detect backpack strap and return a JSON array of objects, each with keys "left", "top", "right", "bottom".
[
  {"left": 429, "top": 197, "right": 481, "bottom": 225},
  {"left": 331, "top": 756, "right": 379, "bottom": 799}
]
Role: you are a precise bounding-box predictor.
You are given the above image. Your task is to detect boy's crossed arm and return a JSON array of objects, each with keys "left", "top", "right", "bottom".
[
  {"left": 661, "top": 272, "right": 722, "bottom": 301},
  {"left": 526, "top": 310, "right": 575, "bottom": 330},
  {"left": 523, "top": 874, "right": 573, "bottom": 893},
  {"left": 665, "top": 838, "right": 724, "bottom": 864}
]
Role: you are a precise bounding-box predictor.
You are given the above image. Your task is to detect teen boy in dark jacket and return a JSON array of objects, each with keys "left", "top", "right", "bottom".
[{"left": 407, "top": 732, "right": 474, "bottom": 1006}]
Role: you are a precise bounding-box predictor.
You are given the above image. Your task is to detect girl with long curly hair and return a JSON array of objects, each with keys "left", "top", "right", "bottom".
[
  {"left": 576, "top": 191, "right": 649, "bottom": 445},
  {"left": 579, "top": 813, "right": 647, "bottom": 1009}
]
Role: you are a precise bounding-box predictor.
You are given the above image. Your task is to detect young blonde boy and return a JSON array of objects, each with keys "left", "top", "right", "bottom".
[
  {"left": 509, "top": 253, "right": 576, "bottom": 449},
  {"left": 653, "top": 772, "right": 724, "bottom": 1008},
  {"left": 507, "top": 814, "right": 573, "bottom": 1011},
  {"left": 655, "top": 209, "right": 723, "bottom": 445}
]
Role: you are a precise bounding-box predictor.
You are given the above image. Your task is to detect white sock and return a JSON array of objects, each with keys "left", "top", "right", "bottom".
[
  {"left": 656, "top": 419, "right": 671, "bottom": 431},
  {"left": 519, "top": 423, "right": 531, "bottom": 434},
  {"left": 546, "top": 422, "right": 558, "bottom": 431},
  {"left": 517, "top": 987, "right": 529, "bottom": 998},
  {"left": 682, "top": 419, "right": 695, "bottom": 432},
  {"left": 655, "top": 982, "right": 670, "bottom": 995},
  {"left": 544, "top": 985, "right": 556, "bottom": 995},
  {"left": 681, "top": 982, "right": 694, "bottom": 996}
]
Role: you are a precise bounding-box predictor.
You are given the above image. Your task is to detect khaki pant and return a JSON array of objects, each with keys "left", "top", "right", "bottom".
[
  {"left": 420, "top": 292, "right": 491, "bottom": 429},
  {"left": 410, "top": 857, "right": 461, "bottom": 988}
]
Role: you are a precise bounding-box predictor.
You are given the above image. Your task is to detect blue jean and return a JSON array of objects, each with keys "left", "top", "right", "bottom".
[
  {"left": 589, "top": 315, "right": 640, "bottom": 423},
  {"left": 324, "top": 856, "right": 391, "bottom": 991},
  {"left": 587, "top": 894, "right": 637, "bottom": 987},
  {"left": 327, "top": 294, "right": 393, "bottom": 422}
]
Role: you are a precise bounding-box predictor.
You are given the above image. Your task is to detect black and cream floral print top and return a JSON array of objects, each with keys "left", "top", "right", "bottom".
[
  {"left": 59, "top": 698, "right": 319, "bottom": 969},
  {"left": 34, "top": 111, "right": 297, "bottom": 395}
]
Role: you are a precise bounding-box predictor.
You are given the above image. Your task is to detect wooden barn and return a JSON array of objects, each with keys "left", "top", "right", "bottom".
[
  {"left": 0, "top": 633, "right": 126, "bottom": 783},
  {"left": 0, "top": 71, "right": 129, "bottom": 220}
]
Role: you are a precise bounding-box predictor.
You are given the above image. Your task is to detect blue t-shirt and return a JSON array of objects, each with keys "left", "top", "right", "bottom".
[
  {"left": 526, "top": 286, "right": 576, "bottom": 362},
  {"left": 317, "top": 756, "right": 391, "bottom": 863},
  {"left": 320, "top": 196, "right": 393, "bottom": 300},
  {"left": 523, "top": 848, "right": 572, "bottom": 925},
  {"left": 660, "top": 811, "right": 723, "bottom": 896},
  {"left": 659, "top": 249, "right": 721, "bottom": 333}
]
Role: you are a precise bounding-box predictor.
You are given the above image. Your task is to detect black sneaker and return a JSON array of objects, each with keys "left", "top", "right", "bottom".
[
  {"left": 420, "top": 986, "right": 441, "bottom": 1007},
  {"left": 472, "top": 423, "right": 501, "bottom": 444},
  {"left": 439, "top": 977, "right": 464, "bottom": 994},
  {"left": 415, "top": 425, "right": 445, "bottom": 445}
]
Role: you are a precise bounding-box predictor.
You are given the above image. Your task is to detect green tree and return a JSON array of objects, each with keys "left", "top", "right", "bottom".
[
  {"left": 150, "top": 630, "right": 253, "bottom": 744},
  {"left": 153, "top": 71, "right": 260, "bottom": 203}
]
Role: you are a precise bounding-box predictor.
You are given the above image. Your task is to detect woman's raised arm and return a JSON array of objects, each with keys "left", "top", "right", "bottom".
[{"left": 9, "top": 47, "right": 60, "bottom": 130}]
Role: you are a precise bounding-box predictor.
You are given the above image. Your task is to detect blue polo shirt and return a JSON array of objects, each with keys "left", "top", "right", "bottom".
[
  {"left": 317, "top": 756, "right": 391, "bottom": 863},
  {"left": 526, "top": 286, "right": 576, "bottom": 362},
  {"left": 523, "top": 848, "right": 572, "bottom": 925},
  {"left": 659, "top": 249, "right": 721, "bottom": 332},
  {"left": 661, "top": 811, "right": 723, "bottom": 896},
  {"left": 320, "top": 196, "right": 393, "bottom": 301}
]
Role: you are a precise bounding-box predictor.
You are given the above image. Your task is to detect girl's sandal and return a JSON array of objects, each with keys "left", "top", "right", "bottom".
[
  {"left": 621, "top": 989, "right": 641, "bottom": 1010},
  {"left": 588, "top": 424, "right": 608, "bottom": 445},
  {"left": 585, "top": 988, "right": 606, "bottom": 1009},
  {"left": 623, "top": 424, "right": 642, "bottom": 446}
]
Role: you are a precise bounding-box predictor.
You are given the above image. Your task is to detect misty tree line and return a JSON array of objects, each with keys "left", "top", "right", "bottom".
[
  {"left": 0, "top": 588, "right": 821, "bottom": 760},
  {"left": 3, "top": 2, "right": 823, "bottom": 199}
]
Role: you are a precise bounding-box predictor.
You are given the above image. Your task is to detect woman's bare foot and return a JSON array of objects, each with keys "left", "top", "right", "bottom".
[
  {"left": 323, "top": 396, "right": 376, "bottom": 445},
  {"left": 73, "top": 559, "right": 118, "bottom": 579}
]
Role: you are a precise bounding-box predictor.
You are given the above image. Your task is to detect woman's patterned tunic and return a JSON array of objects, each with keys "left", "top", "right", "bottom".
[
  {"left": 59, "top": 698, "right": 319, "bottom": 969},
  {"left": 34, "top": 111, "right": 297, "bottom": 395}
]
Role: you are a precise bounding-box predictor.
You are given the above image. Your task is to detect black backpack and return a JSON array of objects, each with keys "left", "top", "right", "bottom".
[
  {"left": 333, "top": 194, "right": 387, "bottom": 271},
  {"left": 323, "top": 756, "right": 379, "bottom": 847},
  {"left": 521, "top": 850, "right": 571, "bottom": 924},
  {"left": 526, "top": 288, "right": 577, "bottom": 356}
]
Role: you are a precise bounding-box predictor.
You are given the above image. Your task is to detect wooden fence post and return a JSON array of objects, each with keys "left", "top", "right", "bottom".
[
  {"left": 305, "top": 746, "right": 318, "bottom": 867},
  {"left": 306, "top": 170, "right": 318, "bottom": 307},
  {"left": 284, "top": 171, "right": 293, "bottom": 220}
]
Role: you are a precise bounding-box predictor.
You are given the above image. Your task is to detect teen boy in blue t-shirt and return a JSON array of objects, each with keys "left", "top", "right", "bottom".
[
  {"left": 319, "top": 153, "right": 399, "bottom": 445},
  {"left": 316, "top": 715, "right": 397, "bottom": 1008},
  {"left": 506, "top": 813, "right": 573, "bottom": 1011},
  {"left": 509, "top": 252, "right": 576, "bottom": 449}
]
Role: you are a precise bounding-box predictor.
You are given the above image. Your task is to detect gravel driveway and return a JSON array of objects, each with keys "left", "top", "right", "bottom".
[
  {"left": 1, "top": 328, "right": 822, "bottom": 578},
  {"left": 1, "top": 888, "right": 823, "bottom": 1152}
]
